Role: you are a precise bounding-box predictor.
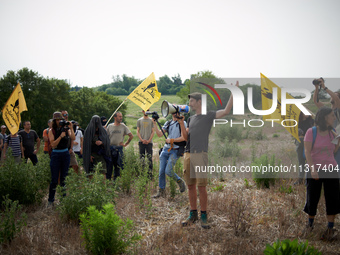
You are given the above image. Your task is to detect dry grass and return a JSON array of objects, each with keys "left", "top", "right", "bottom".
[{"left": 1, "top": 122, "right": 340, "bottom": 254}]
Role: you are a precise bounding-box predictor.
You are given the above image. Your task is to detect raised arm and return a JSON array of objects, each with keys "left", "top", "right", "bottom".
[{"left": 216, "top": 81, "right": 239, "bottom": 119}]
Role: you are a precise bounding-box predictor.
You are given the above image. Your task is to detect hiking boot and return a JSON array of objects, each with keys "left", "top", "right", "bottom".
[
  {"left": 182, "top": 210, "right": 198, "bottom": 227},
  {"left": 321, "top": 228, "right": 337, "bottom": 241},
  {"left": 153, "top": 188, "right": 165, "bottom": 198},
  {"left": 200, "top": 213, "right": 211, "bottom": 229},
  {"left": 177, "top": 178, "right": 186, "bottom": 193}
]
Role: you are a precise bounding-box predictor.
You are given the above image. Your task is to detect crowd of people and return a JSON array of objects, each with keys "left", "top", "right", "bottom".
[{"left": 0, "top": 79, "right": 339, "bottom": 240}]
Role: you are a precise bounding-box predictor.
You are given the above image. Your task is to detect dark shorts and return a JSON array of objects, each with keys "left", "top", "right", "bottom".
[{"left": 304, "top": 177, "right": 340, "bottom": 216}]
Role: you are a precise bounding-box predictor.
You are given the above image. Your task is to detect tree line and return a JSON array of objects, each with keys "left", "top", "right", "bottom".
[
  {"left": 95, "top": 73, "right": 185, "bottom": 96},
  {"left": 0, "top": 68, "right": 126, "bottom": 136},
  {"left": 0, "top": 68, "right": 269, "bottom": 136}
]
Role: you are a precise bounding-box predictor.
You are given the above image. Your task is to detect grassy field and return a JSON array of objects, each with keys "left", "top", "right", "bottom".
[
  {"left": 1, "top": 96, "right": 339, "bottom": 255},
  {"left": 115, "top": 95, "right": 182, "bottom": 146}
]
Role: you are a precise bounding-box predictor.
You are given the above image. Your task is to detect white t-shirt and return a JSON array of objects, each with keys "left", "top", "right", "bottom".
[{"left": 73, "top": 129, "right": 83, "bottom": 152}]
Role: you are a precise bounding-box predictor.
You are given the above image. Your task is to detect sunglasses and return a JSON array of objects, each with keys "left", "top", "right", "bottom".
[{"left": 63, "top": 114, "right": 68, "bottom": 116}]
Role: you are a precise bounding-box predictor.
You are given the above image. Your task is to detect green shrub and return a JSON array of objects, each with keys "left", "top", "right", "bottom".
[
  {"left": 211, "top": 184, "right": 224, "bottom": 192},
  {"left": 116, "top": 146, "right": 140, "bottom": 194},
  {"left": 169, "top": 159, "right": 184, "bottom": 198},
  {"left": 80, "top": 203, "right": 141, "bottom": 255},
  {"left": 0, "top": 152, "right": 50, "bottom": 205},
  {"left": 252, "top": 154, "right": 280, "bottom": 188},
  {"left": 57, "top": 165, "right": 115, "bottom": 221},
  {"left": 134, "top": 161, "right": 152, "bottom": 210},
  {"left": 216, "top": 125, "right": 243, "bottom": 142},
  {"left": 0, "top": 195, "right": 27, "bottom": 244},
  {"left": 279, "top": 185, "right": 293, "bottom": 194},
  {"left": 264, "top": 239, "right": 321, "bottom": 255},
  {"left": 216, "top": 137, "right": 240, "bottom": 158},
  {"left": 253, "top": 129, "right": 266, "bottom": 140}
]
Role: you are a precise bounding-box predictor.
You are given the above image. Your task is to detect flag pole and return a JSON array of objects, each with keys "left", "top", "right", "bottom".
[{"left": 105, "top": 97, "right": 128, "bottom": 128}]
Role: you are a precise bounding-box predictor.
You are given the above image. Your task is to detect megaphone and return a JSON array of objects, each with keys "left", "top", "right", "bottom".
[{"left": 161, "top": 100, "right": 190, "bottom": 118}]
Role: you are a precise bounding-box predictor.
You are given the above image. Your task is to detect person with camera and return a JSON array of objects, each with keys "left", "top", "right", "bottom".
[
  {"left": 152, "top": 111, "right": 187, "bottom": 198},
  {"left": 47, "top": 112, "right": 75, "bottom": 207},
  {"left": 83, "top": 115, "right": 111, "bottom": 177},
  {"left": 303, "top": 107, "right": 340, "bottom": 241},
  {"left": 106, "top": 111, "right": 133, "bottom": 180},
  {"left": 18, "top": 121, "right": 40, "bottom": 165},
  {"left": 137, "top": 110, "right": 155, "bottom": 179},
  {"left": 313, "top": 78, "right": 340, "bottom": 170},
  {"left": 181, "top": 82, "right": 238, "bottom": 229},
  {"left": 61, "top": 110, "right": 79, "bottom": 173}
]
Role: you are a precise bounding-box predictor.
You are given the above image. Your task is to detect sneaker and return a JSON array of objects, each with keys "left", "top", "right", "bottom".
[
  {"left": 177, "top": 178, "right": 186, "bottom": 193},
  {"left": 200, "top": 213, "right": 211, "bottom": 229},
  {"left": 182, "top": 210, "right": 198, "bottom": 227},
  {"left": 321, "top": 228, "right": 337, "bottom": 241},
  {"left": 153, "top": 188, "right": 165, "bottom": 198}
]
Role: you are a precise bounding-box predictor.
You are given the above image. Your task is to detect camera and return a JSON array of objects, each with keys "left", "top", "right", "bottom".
[
  {"left": 312, "top": 77, "right": 324, "bottom": 89},
  {"left": 59, "top": 119, "right": 70, "bottom": 133},
  {"left": 145, "top": 111, "right": 160, "bottom": 120}
]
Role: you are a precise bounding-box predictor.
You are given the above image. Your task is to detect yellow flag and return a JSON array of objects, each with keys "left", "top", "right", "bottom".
[
  {"left": 1, "top": 83, "right": 28, "bottom": 135},
  {"left": 127, "top": 72, "right": 161, "bottom": 111},
  {"left": 261, "top": 73, "right": 301, "bottom": 142}
]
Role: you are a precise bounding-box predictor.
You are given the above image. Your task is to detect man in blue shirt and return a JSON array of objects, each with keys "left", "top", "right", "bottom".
[{"left": 153, "top": 112, "right": 187, "bottom": 198}]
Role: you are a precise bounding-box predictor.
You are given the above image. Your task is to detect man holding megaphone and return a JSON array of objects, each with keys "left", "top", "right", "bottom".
[
  {"left": 152, "top": 104, "right": 188, "bottom": 198},
  {"left": 181, "top": 81, "right": 239, "bottom": 229}
]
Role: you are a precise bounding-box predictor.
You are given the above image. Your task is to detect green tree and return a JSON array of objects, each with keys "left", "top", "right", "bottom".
[
  {"left": 0, "top": 68, "right": 71, "bottom": 135},
  {"left": 69, "top": 88, "right": 126, "bottom": 128}
]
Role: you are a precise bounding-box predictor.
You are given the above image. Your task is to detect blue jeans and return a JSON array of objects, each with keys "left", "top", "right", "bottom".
[
  {"left": 158, "top": 148, "right": 180, "bottom": 189},
  {"left": 48, "top": 149, "right": 70, "bottom": 202}
]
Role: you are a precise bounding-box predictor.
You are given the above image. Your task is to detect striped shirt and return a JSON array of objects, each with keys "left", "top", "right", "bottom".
[{"left": 5, "top": 136, "right": 22, "bottom": 157}]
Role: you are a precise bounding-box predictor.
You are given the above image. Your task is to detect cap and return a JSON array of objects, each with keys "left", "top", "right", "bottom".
[
  {"left": 53, "top": 111, "right": 63, "bottom": 120},
  {"left": 188, "top": 92, "right": 202, "bottom": 100},
  {"left": 1, "top": 125, "right": 6, "bottom": 129}
]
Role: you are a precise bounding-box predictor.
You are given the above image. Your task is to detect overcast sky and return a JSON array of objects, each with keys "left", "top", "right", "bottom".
[{"left": 1, "top": 0, "right": 339, "bottom": 90}]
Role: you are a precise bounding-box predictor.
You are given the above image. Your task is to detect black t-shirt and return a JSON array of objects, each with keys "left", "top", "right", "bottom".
[
  {"left": 185, "top": 111, "right": 216, "bottom": 153},
  {"left": 54, "top": 128, "right": 70, "bottom": 150},
  {"left": 18, "top": 130, "right": 39, "bottom": 154}
]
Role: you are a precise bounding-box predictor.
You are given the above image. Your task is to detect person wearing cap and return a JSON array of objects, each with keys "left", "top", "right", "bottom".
[
  {"left": 47, "top": 111, "right": 75, "bottom": 207},
  {"left": 43, "top": 119, "right": 53, "bottom": 155},
  {"left": 137, "top": 110, "right": 155, "bottom": 179},
  {"left": 181, "top": 82, "right": 238, "bottom": 229},
  {"left": 18, "top": 121, "right": 41, "bottom": 165}
]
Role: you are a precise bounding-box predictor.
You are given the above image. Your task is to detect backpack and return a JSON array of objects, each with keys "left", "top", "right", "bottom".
[{"left": 167, "top": 120, "right": 186, "bottom": 157}]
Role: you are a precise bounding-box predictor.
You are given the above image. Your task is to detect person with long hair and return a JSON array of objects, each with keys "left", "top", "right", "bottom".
[
  {"left": 304, "top": 107, "right": 340, "bottom": 241},
  {"left": 47, "top": 112, "right": 75, "bottom": 207}
]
